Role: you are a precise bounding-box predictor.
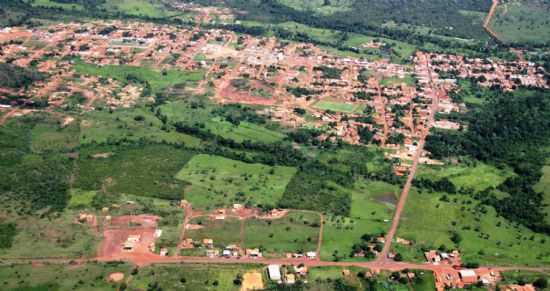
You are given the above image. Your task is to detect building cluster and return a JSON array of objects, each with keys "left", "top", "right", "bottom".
[{"left": 266, "top": 264, "right": 309, "bottom": 285}]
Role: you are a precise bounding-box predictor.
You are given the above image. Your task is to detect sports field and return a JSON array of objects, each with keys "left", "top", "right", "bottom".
[{"left": 175, "top": 154, "right": 297, "bottom": 209}]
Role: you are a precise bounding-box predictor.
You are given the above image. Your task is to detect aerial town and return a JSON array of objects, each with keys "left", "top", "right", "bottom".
[{"left": 0, "top": 1, "right": 549, "bottom": 290}]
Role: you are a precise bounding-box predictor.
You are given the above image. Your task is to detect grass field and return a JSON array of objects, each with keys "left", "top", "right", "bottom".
[
  {"left": 80, "top": 107, "right": 201, "bottom": 147},
  {"left": 395, "top": 189, "right": 550, "bottom": 266},
  {"left": 68, "top": 189, "right": 97, "bottom": 209},
  {"left": 321, "top": 181, "right": 398, "bottom": 261},
  {"left": 26, "top": 0, "right": 85, "bottom": 11},
  {"left": 416, "top": 162, "right": 514, "bottom": 192},
  {"left": 175, "top": 154, "right": 297, "bottom": 209},
  {"left": 103, "top": 0, "right": 177, "bottom": 18},
  {"left": 185, "top": 217, "right": 243, "bottom": 248},
  {"left": 0, "top": 209, "right": 99, "bottom": 258},
  {"left": 534, "top": 160, "right": 550, "bottom": 224},
  {"left": 74, "top": 60, "right": 204, "bottom": 94},
  {"left": 76, "top": 144, "right": 195, "bottom": 200},
  {"left": 159, "top": 100, "right": 285, "bottom": 144},
  {"left": 128, "top": 264, "right": 256, "bottom": 291},
  {"left": 244, "top": 211, "right": 320, "bottom": 256},
  {"left": 490, "top": 0, "right": 550, "bottom": 44},
  {"left": 30, "top": 116, "right": 80, "bottom": 153},
  {"left": 0, "top": 262, "right": 131, "bottom": 291},
  {"left": 380, "top": 75, "right": 416, "bottom": 86},
  {"left": 314, "top": 100, "right": 365, "bottom": 114}
]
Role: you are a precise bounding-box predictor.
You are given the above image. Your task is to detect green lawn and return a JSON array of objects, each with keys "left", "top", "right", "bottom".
[
  {"left": 76, "top": 144, "right": 195, "bottom": 200},
  {"left": 244, "top": 211, "right": 320, "bottom": 256},
  {"left": 321, "top": 181, "right": 398, "bottom": 261},
  {"left": 175, "top": 154, "right": 297, "bottom": 209},
  {"left": 314, "top": 100, "right": 365, "bottom": 114},
  {"left": 74, "top": 60, "right": 204, "bottom": 94},
  {"left": 416, "top": 162, "right": 514, "bottom": 192},
  {"left": 0, "top": 262, "right": 131, "bottom": 291},
  {"left": 395, "top": 189, "right": 550, "bottom": 266}
]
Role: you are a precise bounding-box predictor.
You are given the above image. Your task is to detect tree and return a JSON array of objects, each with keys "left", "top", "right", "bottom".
[{"left": 533, "top": 278, "right": 548, "bottom": 289}]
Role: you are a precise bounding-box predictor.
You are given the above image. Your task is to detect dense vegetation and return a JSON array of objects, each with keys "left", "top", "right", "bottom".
[
  {"left": 0, "top": 63, "right": 44, "bottom": 89},
  {"left": 426, "top": 88, "right": 550, "bottom": 234}
]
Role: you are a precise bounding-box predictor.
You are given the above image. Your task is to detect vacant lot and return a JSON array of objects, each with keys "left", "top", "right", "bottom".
[
  {"left": 76, "top": 144, "right": 195, "bottom": 200},
  {"left": 176, "top": 154, "right": 297, "bottom": 209},
  {"left": 185, "top": 217, "right": 243, "bottom": 247},
  {"left": 74, "top": 60, "right": 203, "bottom": 94},
  {"left": 244, "top": 211, "right": 320, "bottom": 256},
  {"left": 0, "top": 262, "right": 131, "bottom": 291},
  {"left": 314, "top": 100, "right": 365, "bottom": 114},
  {"left": 321, "top": 181, "right": 397, "bottom": 261},
  {"left": 396, "top": 189, "right": 550, "bottom": 266}
]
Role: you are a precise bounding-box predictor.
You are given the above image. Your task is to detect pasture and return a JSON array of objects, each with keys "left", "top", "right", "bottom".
[
  {"left": 395, "top": 189, "right": 550, "bottom": 266},
  {"left": 175, "top": 154, "right": 297, "bottom": 209},
  {"left": 534, "top": 159, "right": 550, "bottom": 224},
  {"left": 244, "top": 211, "right": 320, "bottom": 256},
  {"left": 185, "top": 217, "right": 243, "bottom": 247},
  {"left": 321, "top": 181, "right": 397, "bottom": 261},
  {"left": 490, "top": 0, "right": 550, "bottom": 44},
  {"left": 0, "top": 262, "right": 131, "bottom": 291},
  {"left": 416, "top": 162, "right": 514, "bottom": 192}
]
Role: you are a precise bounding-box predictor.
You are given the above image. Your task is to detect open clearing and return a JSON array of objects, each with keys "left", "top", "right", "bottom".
[
  {"left": 314, "top": 100, "right": 365, "bottom": 113},
  {"left": 395, "top": 189, "right": 550, "bottom": 266},
  {"left": 176, "top": 154, "right": 297, "bottom": 209},
  {"left": 534, "top": 159, "right": 550, "bottom": 224},
  {"left": 490, "top": 0, "right": 550, "bottom": 44},
  {"left": 321, "top": 181, "right": 397, "bottom": 261}
]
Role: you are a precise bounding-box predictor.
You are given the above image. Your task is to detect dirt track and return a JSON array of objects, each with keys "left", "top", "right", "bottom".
[{"left": 483, "top": 0, "right": 501, "bottom": 41}]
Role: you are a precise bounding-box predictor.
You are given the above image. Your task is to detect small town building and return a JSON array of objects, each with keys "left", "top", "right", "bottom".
[
  {"left": 458, "top": 269, "right": 478, "bottom": 284},
  {"left": 306, "top": 251, "right": 317, "bottom": 259},
  {"left": 267, "top": 264, "right": 282, "bottom": 282}
]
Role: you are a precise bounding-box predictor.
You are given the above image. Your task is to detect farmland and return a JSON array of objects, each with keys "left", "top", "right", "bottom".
[
  {"left": 176, "top": 154, "right": 297, "bottom": 209},
  {"left": 490, "top": 0, "right": 550, "bottom": 44}
]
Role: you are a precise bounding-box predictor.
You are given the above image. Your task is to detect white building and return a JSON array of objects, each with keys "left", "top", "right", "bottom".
[{"left": 267, "top": 264, "right": 282, "bottom": 282}]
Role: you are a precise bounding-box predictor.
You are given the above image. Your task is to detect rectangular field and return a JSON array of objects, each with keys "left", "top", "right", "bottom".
[
  {"left": 175, "top": 154, "right": 297, "bottom": 209},
  {"left": 314, "top": 100, "right": 365, "bottom": 113}
]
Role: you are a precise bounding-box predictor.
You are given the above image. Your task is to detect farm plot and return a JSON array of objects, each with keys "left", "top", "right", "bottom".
[
  {"left": 76, "top": 144, "right": 195, "bottom": 200},
  {"left": 244, "top": 211, "right": 321, "bottom": 256},
  {"left": 175, "top": 154, "right": 297, "bottom": 209},
  {"left": 395, "top": 189, "right": 550, "bottom": 266}
]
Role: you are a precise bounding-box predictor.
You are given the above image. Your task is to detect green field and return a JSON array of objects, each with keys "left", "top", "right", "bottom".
[
  {"left": 26, "top": 0, "right": 85, "bottom": 11},
  {"left": 244, "top": 211, "right": 320, "bottom": 255},
  {"left": 321, "top": 181, "right": 397, "bottom": 261},
  {"left": 490, "top": 0, "right": 550, "bottom": 44},
  {"left": 175, "top": 154, "right": 297, "bottom": 209},
  {"left": 0, "top": 209, "right": 99, "bottom": 258},
  {"left": 417, "top": 162, "right": 514, "bottom": 192},
  {"left": 30, "top": 116, "right": 80, "bottom": 153},
  {"left": 103, "top": 0, "right": 176, "bottom": 18},
  {"left": 395, "top": 189, "right": 550, "bottom": 266},
  {"left": 76, "top": 144, "right": 195, "bottom": 200},
  {"left": 534, "top": 160, "right": 550, "bottom": 224},
  {"left": 380, "top": 75, "right": 416, "bottom": 86},
  {"left": 74, "top": 60, "right": 204, "bottom": 94},
  {"left": 206, "top": 117, "right": 285, "bottom": 143},
  {"left": 79, "top": 107, "right": 201, "bottom": 146},
  {"left": 185, "top": 217, "right": 243, "bottom": 248},
  {"left": 314, "top": 100, "right": 365, "bottom": 114},
  {"left": 0, "top": 262, "right": 131, "bottom": 291},
  {"left": 128, "top": 264, "right": 256, "bottom": 291}
]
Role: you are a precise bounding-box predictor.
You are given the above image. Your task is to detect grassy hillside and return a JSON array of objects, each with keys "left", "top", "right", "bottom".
[{"left": 490, "top": 0, "right": 550, "bottom": 45}]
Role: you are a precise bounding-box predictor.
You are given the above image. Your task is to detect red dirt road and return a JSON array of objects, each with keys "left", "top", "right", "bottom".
[
  {"left": 377, "top": 53, "right": 440, "bottom": 261},
  {"left": 483, "top": 0, "right": 501, "bottom": 41}
]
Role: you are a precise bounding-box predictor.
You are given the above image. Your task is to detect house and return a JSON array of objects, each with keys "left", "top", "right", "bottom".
[
  {"left": 306, "top": 251, "right": 317, "bottom": 259},
  {"left": 267, "top": 264, "right": 282, "bottom": 282},
  {"left": 206, "top": 249, "right": 219, "bottom": 257},
  {"left": 459, "top": 269, "right": 478, "bottom": 284},
  {"left": 246, "top": 248, "right": 262, "bottom": 258},
  {"left": 154, "top": 229, "right": 162, "bottom": 238},
  {"left": 222, "top": 249, "right": 232, "bottom": 257},
  {"left": 285, "top": 273, "right": 296, "bottom": 284},
  {"left": 502, "top": 284, "right": 536, "bottom": 291},
  {"left": 159, "top": 248, "right": 168, "bottom": 256},
  {"left": 202, "top": 238, "right": 214, "bottom": 248}
]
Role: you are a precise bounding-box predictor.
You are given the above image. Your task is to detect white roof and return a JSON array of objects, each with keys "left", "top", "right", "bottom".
[
  {"left": 306, "top": 251, "right": 317, "bottom": 257},
  {"left": 459, "top": 269, "right": 477, "bottom": 278},
  {"left": 267, "top": 264, "right": 281, "bottom": 280}
]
